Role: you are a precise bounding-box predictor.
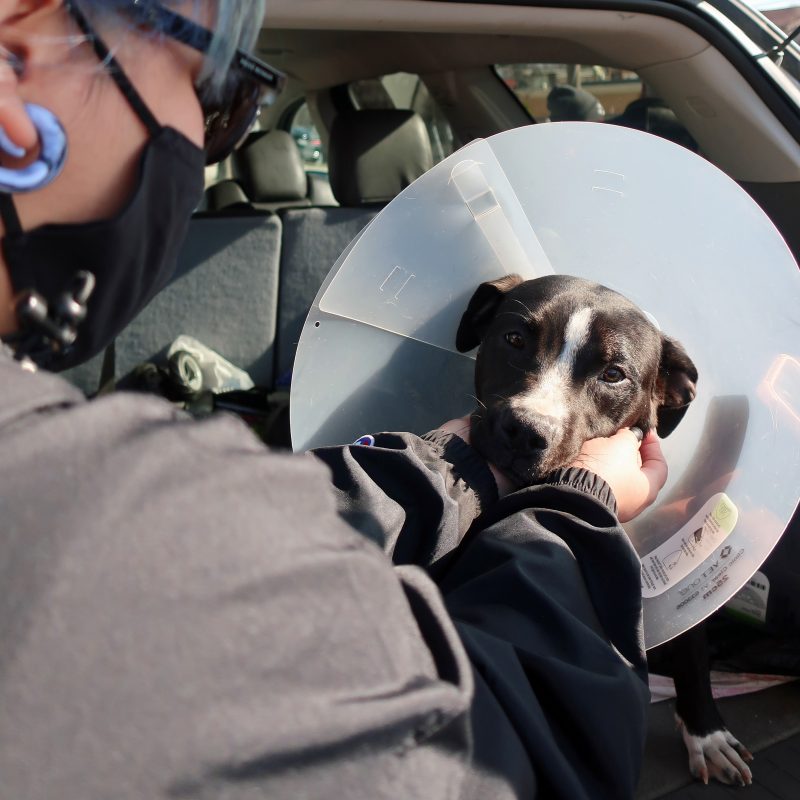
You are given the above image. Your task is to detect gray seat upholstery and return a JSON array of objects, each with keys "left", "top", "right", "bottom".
[
  {"left": 275, "top": 109, "right": 433, "bottom": 384},
  {"left": 206, "top": 130, "right": 338, "bottom": 213},
  {"left": 231, "top": 130, "right": 313, "bottom": 212},
  {"left": 63, "top": 213, "right": 282, "bottom": 393},
  {"left": 276, "top": 207, "right": 379, "bottom": 384},
  {"left": 64, "top": 110, "right": 433, "bottom": 402},
  {"left": 203, "top": 179, "right": 251, "bottom": 212},
  {"left": 327, "top": 109, "right": 434, "bottom": 206}
]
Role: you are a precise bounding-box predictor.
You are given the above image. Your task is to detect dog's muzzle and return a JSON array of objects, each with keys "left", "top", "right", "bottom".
[{"left": 475, "top": 406, "right": 563, "bottom": 482}]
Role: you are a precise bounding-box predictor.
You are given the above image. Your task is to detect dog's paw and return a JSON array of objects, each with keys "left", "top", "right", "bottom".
[{"left": 676, "top": 716, "right": 754, "bottom": 786}]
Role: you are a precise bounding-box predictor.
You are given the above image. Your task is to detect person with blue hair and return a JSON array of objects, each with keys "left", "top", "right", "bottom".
[{"left": 0, "top": 3, "right": 666, "bottom": 798}]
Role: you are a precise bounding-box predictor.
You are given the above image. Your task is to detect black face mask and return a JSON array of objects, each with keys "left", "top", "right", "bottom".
[
  {"left": 0, "top": 24, "right": 205, "bottom": 370},
  {"left": 1, "top": 129, "right": 204, "bottom": 369}
]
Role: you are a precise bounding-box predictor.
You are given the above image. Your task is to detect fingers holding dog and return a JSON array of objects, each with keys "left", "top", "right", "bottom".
[
  {"left": 443, "top": 415, "right": 668, "bottom": 517},
  {"left": 570, "top": 428, "right": 667, "bottom": 522},
  {"left": 439, "top": 415, "right": 473, "bottom": 443}
]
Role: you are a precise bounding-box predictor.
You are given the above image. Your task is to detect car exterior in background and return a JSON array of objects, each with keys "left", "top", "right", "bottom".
[{"left": 290, "top": 125, "right": 322, "bottom": 163}]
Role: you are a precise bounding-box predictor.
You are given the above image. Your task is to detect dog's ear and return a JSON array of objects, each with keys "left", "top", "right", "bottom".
[
  {"left": 655, "top": 335, "right": 698, "bottom": 437},
  {"left": 456, "top": 274, "right": 525, "bottom": 352}
]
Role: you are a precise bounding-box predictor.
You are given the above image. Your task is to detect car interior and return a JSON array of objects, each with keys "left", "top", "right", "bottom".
[{"left": 61, "top": 1, "right": 800, "bottom": 795}]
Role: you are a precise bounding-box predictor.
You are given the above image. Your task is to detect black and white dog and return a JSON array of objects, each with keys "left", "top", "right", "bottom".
[{"left": 457, "top": 273, "right": 753, "bottom": 786}]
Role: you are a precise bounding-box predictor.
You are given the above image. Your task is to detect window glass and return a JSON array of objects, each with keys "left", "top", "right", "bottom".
[
  {"left": 735, "top": 2, "right": 800, "bottom": 84},
  {"left": 203, "top": 163, "right": 224, "bottom": 189},
  {"left": 496, "top": 63, "right": 699, "bottom": 152},
  {"left": 349, "top": 72, "right": 456, "bottom": 163},
  {"left": 749, "top": 0, "right": 800, "bottom": 35},
  {"left": 288, "top": 102, "right": 327, "bottom": 172},
  {"left": 496, "top": 63, "right": 642, "bottom": 122}
]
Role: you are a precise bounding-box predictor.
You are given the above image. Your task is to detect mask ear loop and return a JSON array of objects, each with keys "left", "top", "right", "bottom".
[{"left": 0, "top": 103, "right": 67, "bottom": 193}]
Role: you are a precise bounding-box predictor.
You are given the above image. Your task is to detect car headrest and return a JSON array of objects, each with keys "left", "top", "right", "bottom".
[
  {"left": 203, "top": 179, "right": 250, "bottom": 212},
  {"left": 608, "top": 98, "right": 698, "bottom": 152},
  {"left": 232, "top": 130, "right": 308, "bottom": 202},
  {"left": 328, "top": 109, "right": 433, "bottom": 207},
  {"left": 547, "top": 85, "right": 605, "bottom": 122}
]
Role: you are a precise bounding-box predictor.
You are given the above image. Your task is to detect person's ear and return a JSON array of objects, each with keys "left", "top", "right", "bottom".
[
  {"left": 0, "top": 0, "right": 65, "bottom": 154},
  {"left": 455, "top": 273, "right": 524, "bottom": 352},
  {"left": 0, "top": 54, "right": 36, "bottom": 154},
  {"left": 654, "top": 335, "right": 698, "bottom": 437}
]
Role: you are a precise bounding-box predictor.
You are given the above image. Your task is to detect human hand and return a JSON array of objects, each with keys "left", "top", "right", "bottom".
[
  {"left": 569, "top": 429, "right": 668, "bottom": 522},
  {"left": 439, "top": 415, "right": 515, "bottom": 498}
]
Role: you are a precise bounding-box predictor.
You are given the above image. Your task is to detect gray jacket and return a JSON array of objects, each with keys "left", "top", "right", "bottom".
[{"left": 0, "top": 351, "right": 648, "bottom": 799}]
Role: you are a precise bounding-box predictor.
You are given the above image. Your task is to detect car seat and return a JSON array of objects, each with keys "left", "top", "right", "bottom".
[
  {"left": 608, "top": 97, "right": 699, "bottom": 152},
  {"left": 275, "top": 109, "right": 434, "bottom": 388},
  {"left": 546, "top": 85, "right": 606, "bottom": 122}
]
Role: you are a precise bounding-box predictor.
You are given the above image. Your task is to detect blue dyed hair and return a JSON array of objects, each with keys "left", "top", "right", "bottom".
[{"left": 76, "top": 0, "right": 267, "bottom": 95}]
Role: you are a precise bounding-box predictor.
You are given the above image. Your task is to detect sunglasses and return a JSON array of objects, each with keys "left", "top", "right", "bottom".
[{"left": 68, "top": 0, "right": 285, "bottom": 164}]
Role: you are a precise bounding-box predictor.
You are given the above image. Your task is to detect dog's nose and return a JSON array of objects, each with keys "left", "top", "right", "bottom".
[{"left": 499, "top": 415, "right": 550, "bottom": 455}]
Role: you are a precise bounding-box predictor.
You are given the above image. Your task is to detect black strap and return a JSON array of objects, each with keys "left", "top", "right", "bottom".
[
  {"left": 65, "top": 1, "right": 161, "bottom": 137},
  {"left": 97, "top": 339, "right": 117, "bottom": 396},
  {"left": 0, "top": 192, "right": 22, "bottom": 234}
]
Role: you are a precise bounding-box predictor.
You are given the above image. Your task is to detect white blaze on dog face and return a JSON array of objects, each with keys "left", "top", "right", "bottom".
[
  {"left": 511, "top": 307, "right": 593, "bottom": 425},
  {"left": 463, "top": 274, "right": 695, "bottom": 484}
]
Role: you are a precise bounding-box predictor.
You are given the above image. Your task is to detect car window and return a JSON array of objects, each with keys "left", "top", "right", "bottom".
[
  {"left": 725, "top": 1, "right": 800, "bottom": 84},
  {"left": 287, "top": 102, "right": 327, "bottom": 173},
  {"left": 752, "top": 0, "right": 800, "bottom": 35},
  {"left": 349, "top": 72, "right": 456, "bottom": 164},
  {"left": 496, "top": 63, "right": 643, "bottom": 122},
  {"left": 753, "top": 1, "right": 800, "bottom": 87},
  {"left": 203, "top": 163, "right": 224, "bottom": 189},
  {"left": 496, "top": 63, "right": 699, "bottom": 152}
]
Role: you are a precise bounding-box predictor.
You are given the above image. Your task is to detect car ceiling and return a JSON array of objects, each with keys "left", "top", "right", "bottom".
[
  {"left": 256, "top": 6, "right": 710, "bottom": 87},
  {"left": 253, "top": 0, "right": 800, "bottom": 183}
]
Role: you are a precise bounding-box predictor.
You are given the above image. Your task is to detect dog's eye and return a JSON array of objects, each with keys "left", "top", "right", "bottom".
[
  {"left": 600, "top": 366, "right": 626, "bottom": 383},
  {"left": 505, "top": 332, "right": 525, "bottom": 349}
]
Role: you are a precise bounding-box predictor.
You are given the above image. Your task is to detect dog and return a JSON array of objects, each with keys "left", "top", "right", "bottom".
[
  {"left": 457, "top": 273, "right": 753, "bottom": 786},
  {"left": 455, "top": 273, "right": 697, "bottom": 483}
]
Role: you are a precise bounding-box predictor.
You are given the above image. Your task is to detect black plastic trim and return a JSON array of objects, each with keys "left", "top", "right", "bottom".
[
  {"left": 491, "top": 65, "right": 543, "bottom": 122},
  {"left": 276, "top": 96, "right": 307, "bottom": 133}
]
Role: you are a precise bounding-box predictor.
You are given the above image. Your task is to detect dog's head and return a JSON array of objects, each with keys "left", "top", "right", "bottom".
[{"left": 456, "top": 274, "right": 697, "bottom": 485}]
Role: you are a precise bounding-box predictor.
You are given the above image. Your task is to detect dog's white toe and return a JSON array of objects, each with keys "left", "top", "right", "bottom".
[{"left": 676, "top": 715, "right": 754, "bottom": 786}]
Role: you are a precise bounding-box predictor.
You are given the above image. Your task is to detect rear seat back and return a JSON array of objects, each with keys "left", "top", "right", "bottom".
[
  {"left": 275, "top": 109, "right": 433, "bottom": 384},
  {"left": 230, "top": 130, "right": 319, "bottom": 212},
  {"left": 203, "top": 179, "right": 250, "bottom": 213},
  {"left": 64, "top": 109, "right": 433, "bottom": 420},
  {"left": 63, "top": 213, "right": 282, "bottom": 393},
  {"left": 276, "top": 208, "right": 379, "bottom": 384}
]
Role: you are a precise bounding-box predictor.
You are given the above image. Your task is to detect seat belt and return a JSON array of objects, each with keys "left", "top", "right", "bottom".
[{"left": 96, "top": 340, "right": 116, "bottom": 396}]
